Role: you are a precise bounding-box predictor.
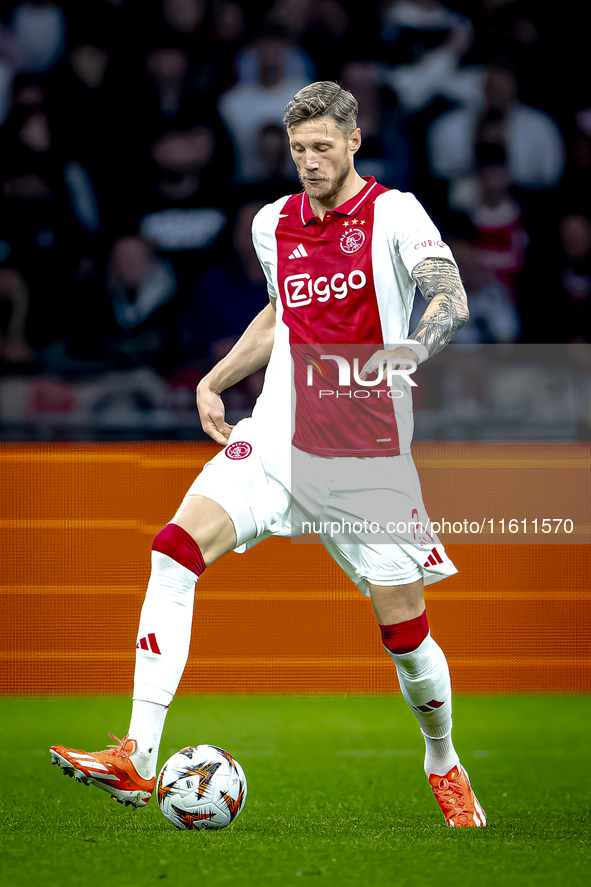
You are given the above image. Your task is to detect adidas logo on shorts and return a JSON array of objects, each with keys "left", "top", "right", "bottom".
[{"left": 423, "top": 548, "right": 443, "bottom": 568}]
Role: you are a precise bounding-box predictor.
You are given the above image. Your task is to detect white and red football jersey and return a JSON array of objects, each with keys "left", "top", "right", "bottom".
[{"left": 251, "top": 177, "right": 456, "bottom": 457}]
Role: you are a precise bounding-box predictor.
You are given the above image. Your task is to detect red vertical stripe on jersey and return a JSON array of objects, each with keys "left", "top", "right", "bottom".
[{"left": 275, "top": 179, "right": 402, "bottom": 457}]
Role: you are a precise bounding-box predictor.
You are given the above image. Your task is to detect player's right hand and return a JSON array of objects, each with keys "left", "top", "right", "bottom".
[{"left": 196, "top": 384, "right": 234, "bottom": 446}]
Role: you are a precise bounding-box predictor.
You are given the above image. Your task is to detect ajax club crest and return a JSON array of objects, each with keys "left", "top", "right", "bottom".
[
  {"left": 225, "top": 441, "right": 252, "bottom": 460},
  {"left": 339, "top": 225, "right": 366, "bottom": 255}
]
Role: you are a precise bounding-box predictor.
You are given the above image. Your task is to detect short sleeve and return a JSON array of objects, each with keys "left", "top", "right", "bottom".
[
  {"left": 395, "top": 192, "right": 457, "bottom": 277},
  {"left": 251, "top": 204, "right": 280, "bottom": 301}
]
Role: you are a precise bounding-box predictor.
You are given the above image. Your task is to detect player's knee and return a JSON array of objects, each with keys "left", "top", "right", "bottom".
[
  {"left": 152, "top": 523, "right": 206, "bottom": 577},
  {"left": 379, "top": 610, "right": 429, "bottom": 654}
]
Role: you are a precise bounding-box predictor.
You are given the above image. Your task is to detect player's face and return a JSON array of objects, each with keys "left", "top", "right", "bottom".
[{"left": 288, "top": 118, "right": 361, "bottom": 203}]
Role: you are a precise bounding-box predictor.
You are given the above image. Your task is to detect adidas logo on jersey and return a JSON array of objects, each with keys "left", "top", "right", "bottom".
[{"left": 289, "top": 243, "right": 308, "bottom": 260}]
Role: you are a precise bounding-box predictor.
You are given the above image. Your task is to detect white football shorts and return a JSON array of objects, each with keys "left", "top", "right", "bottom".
[{"left": 187, "top": 417, "right": 457, "bottom": 595}]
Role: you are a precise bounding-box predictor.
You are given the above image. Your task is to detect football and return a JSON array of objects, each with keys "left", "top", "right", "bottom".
[{"left": 157, "top": 744, "right": 247, "bottom": 830}]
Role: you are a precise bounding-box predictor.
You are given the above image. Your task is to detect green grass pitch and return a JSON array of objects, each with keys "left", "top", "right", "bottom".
[{"left": 0, "top": 695, "right": 589, "bottom": 887}]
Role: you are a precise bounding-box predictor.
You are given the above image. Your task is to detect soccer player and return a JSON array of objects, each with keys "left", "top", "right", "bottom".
[{"left": 51, "top": 82, "right": 486, "bottom": 828}]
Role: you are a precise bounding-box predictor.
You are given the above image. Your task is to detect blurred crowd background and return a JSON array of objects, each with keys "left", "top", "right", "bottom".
[{"left": 0, "top": 0, "right": 590, "bottom": 440}]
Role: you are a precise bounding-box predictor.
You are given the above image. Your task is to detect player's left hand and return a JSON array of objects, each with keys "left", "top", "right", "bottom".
[
  {"left": 196, "top": 384, "right": 234, "bottom": 445},
  {"left": 358, "top": 347, "right": 419, "bottom": 380}
]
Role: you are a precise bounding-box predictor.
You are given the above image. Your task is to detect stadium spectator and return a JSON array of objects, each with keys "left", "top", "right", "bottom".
[
  {"left": 161, "top": 0, "right": 206, "bottom": 41},
  {"left": 68, "top": 42, "right": 110, "bottom": 92},
  {"left": 165, "top": 199, "right": 272, "bottom": 416},
  {"left": 178, "top": 200, "right": 269, "bottom": 359},
  {"left": 144, "top": 45, "right": 194, "bottom": 125},
  {"left": 0, "top": 92, "right": 100, "bottom": 351},
  {"left": 149, "top": 125, "right": 217, "bottom": 202},
  {"left": 218, "top": 33, "right": 310, "bottom": 182},
  {"left": 0, "top": 28, "right": 18, "bottom": 126},
  {"left": 427, "top": 58, "right": 565, "bottom": 193},
  {"left": 191, "top": 1, "right": 247, "bottom": 97},
  {"left": 234, "top": 28, "right": 315, "bottom": 85},
  {"left": 256, "top": 122, "right": 294, "bottom": 188},
  {"left": 107, "top": 235, "right": 177, "bottom": 329},
  {"left": 379, "top": 0, "right": 481, "bottom": 116},
  {"left": 111, "top": 41, "right": 205, "bottom": 162},
  {"left": 554, "top": 214, "right": 591, "bottom": 343},
  {"left": 136, "top": 122, "right": 229, "bottom": 256},
  {"left": 0, "top": 266, "right": 34, "bottom": 364},
  {"left": 63, "top": 0, "right": 132, "bottom": 49},
  {"left": 561, "top": 108, "right": 591, "bottom": 216},
  {"left": 262, "top": 0, "right": 352, "bottom": 82},
  {"left": 448, "top": 239, "right": 521, "bottom": 344},
  {"left": 45, "top": 37, "right": 114, "bottom": 223},
  {"left": 262, "top": 0, "right": 315, "bottom": 46},
  {"left": 8, "top": 0, "right": 65, "bottom": 73},
  {"left": 449, "top": 144, "right": 527, "bottom": 296},
  {"left": 340, "top": 59, "right": 413, "bottom": 191},
  {"left": 476, "top": 0, "right": 554, "bottom": 115},
  {"left": 379, "top": 0, "right": 469, "bottom": 59},
  {"left": 103, "top": 234, "right": 179, "bottom": 369}
]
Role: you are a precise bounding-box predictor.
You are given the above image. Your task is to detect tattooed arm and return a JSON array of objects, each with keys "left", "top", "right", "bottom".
[
  {"left": 359, "top": 257, "right": 468, "bottom": 380},
  {"left": 409, "top": 257, "right": 469, "bottom": 359}
]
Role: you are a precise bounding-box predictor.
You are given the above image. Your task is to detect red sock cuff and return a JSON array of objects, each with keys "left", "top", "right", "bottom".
[
  {"left": 152, "top": 523, "right": 206, "bottom": 577},
  {"left": 379, "top": 610, "right": 429, "bottom": 654}
]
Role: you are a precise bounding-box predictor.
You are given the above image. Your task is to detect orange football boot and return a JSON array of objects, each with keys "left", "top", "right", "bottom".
[
  {"left": 50, "top": 734, "right": 155, "bottom": 809},
  {"left": 428, "top": 764, "right": 487, "bottom": 827}
]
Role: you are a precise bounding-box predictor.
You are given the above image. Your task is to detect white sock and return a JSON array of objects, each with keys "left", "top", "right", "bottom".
[
  {"left": 129, "top": 550, "right": 198, "bottom": 773},
  {"left": 128, "top": 700, "right": 169, "bottom": 779},
  {"left": 386, "top": 633, "right": 460, "bottom": 776}
]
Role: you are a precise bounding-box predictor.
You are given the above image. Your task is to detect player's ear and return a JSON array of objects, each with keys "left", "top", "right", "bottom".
[{"left": 349, "top": 127, "right": 362, "bottom": 155}]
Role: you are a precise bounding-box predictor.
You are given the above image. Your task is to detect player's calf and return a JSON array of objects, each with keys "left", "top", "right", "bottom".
[
  {"left": 51, "top": 524, "right": 208, "bottom": 804},
  {"left": 379, "top": 610, "right": 487, "bottom": 826}
]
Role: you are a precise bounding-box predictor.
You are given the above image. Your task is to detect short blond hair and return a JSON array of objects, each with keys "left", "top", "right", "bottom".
[{"left": 283, "top": 81, "right": 358, "bottom": 137}]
